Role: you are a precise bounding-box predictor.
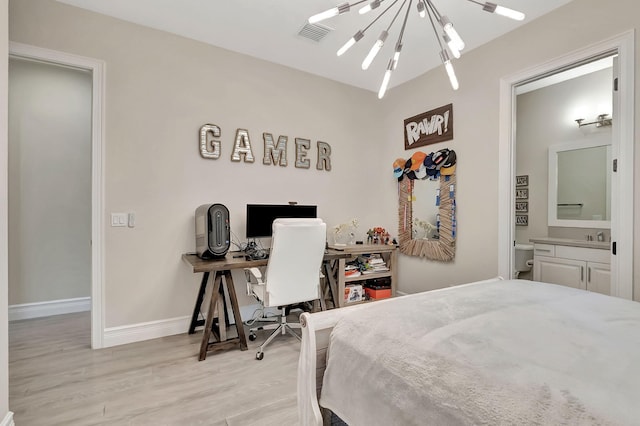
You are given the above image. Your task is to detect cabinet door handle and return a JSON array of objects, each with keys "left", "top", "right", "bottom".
[
  {"left": 536, "top": 248, "right": 551, "bottom": 252},
  {"left": 581, "top": 266, "right": 584, "bottom": 282},
  {"left": 588, "top": 266, "right": 591, "bottom": 283}
]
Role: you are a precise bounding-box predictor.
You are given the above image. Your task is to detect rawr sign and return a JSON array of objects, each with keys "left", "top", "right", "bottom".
[{"left": 404, "top": 103, "right": 453, "bottom": 150}]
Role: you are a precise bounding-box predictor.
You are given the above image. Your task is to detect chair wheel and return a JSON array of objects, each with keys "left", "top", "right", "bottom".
[
  {"left": 256, "top": 351, "right": 264, "bottom": 360},
  {"left": 249, "top": 333, "right": 256, "bottom": 341}
]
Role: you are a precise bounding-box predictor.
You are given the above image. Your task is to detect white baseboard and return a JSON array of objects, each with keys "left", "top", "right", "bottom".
[
  {"left": 9, "top": 297, "right": 91, "bottom": 321},
  {"left": 102, "top": 303, "right": 268, "bottom": 348},
  {"left": 1, "top": 411, "right": 15, "bottom": 426},
  {"left": 103, "top": 316, "right": 191, "bottom": 348}
]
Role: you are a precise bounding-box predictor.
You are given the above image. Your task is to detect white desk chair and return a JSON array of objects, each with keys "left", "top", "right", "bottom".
[{"left": 245, "top": 218, "right": 326, "bottom": 360}]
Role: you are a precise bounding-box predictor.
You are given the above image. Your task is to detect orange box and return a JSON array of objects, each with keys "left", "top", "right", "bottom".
[{"left": 364, "top": 287, "right": 391, "bottom": 299}]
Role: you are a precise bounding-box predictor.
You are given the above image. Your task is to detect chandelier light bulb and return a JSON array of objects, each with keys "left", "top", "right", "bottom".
[
  {"left": 443, "top": 33, "right": 461, "bottom": 58},
  {"left": 417, "top": 1, "right": 426, "bottom": 18},
  {"left": 440, "top": 50, "right": 459, "bottom": 90},
  {"left": 440, "top": 16, "right": 465, "bottom": 51},
  {"left": 392, "top": 43, "right": 402, "bottom": 70},
  {"left": 337, "top": 30, "right": 365, "bottom": 56},
  {"left": 481, "top": 2, "right": 525, "bottom": 21},
  {"left": 359, "top": 0, "right": 381, "bottom": 15},
  {"left": 378, "top": 61, "right": 394, "bottom": 99},
  {"left": 494, "top": 5, "right": 525, "bottom": 20},
  {"left": 362, "top": 30, "right": 388, "bottom": 70},
  {"left": 445, "top": 61, "right": 459, "bottom": 90},
  {"left": 308, "top": 2, "right": 350, "bottom": 24}
]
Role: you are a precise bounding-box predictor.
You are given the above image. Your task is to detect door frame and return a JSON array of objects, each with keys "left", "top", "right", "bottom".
[
  {"left": 498, "top": 30, "right": 635, "bottom": 299},
  {"left": 9, "top": 42, "right": 106, "bottom": 347}
]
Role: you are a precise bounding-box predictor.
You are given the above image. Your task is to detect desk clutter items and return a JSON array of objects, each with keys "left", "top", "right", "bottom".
[
  {"left": 392, "top": 148, "right": 457, "bottom": 182},
  {"left": 367, "top": 227, "right": 391, "bottom": 245},
  {"left": 195, "top": 204, "right": 230, "bottom": 259},
  {"left": 344, "top": 253, "right": 391, "bottom": 304},
  {"left": 345, "top": 278, "right": 392, "bottom": 303},
  {"left": 344, "top": 254, "right": 390, "bottom": 278}
]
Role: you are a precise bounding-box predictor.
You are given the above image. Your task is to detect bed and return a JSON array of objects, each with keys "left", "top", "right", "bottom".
[{"left": 297, "top": 277, "right": 640, "bottom": 425}]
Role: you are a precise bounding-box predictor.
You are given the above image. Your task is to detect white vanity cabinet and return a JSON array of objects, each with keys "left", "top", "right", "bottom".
[{"left": 532, "top": 242, "right": 610, "bottom": 295}]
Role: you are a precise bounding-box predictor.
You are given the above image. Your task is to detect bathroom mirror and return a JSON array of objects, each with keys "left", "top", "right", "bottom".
[
  {"left": 397, "top": 175, "right": 456, "bottom": 261},
  {"left": 548, "top": 140, "right": 611, "bottom": 228}
]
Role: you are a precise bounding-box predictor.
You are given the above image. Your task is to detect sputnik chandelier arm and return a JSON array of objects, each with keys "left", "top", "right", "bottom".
[
  {"left": 308, "top": 0, "right": 526, "bottom": 98},
  {"left": 379, "top": 0, "right": 412, "bottom": 98},
  {"left": 336, "top": 0, "right": 401, "bottom": 57},
  {"left": 362, "top": 0, "right": 408, "bottom": 71}
]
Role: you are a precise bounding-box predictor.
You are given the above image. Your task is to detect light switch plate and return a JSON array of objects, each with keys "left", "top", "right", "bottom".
[{"left": 111, "top": 213, "right": 127, "bottom": 227}]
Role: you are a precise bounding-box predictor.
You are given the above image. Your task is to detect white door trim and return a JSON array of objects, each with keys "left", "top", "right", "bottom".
[
  {"left": 9, "top": 42, "right": 106, "bottom": 347},
  {"left": 498, "top": 30, "right": 635, "bottom": 299}
]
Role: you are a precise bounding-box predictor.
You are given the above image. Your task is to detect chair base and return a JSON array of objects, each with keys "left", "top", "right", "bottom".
[{"left": 250, "top": 308, "right": 302, "bottom": 360}]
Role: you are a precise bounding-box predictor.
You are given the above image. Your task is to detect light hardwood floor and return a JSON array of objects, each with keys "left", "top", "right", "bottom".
[{"left": 9, "top": 312, "right": 301, "bottom": 425}]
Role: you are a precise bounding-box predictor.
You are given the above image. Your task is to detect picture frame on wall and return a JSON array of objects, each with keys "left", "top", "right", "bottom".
[
  {"left": 516, "top": 175, "right": 529, "bottom": 187},
  {"left": 515, "top": 188, "right": 529, "bottom": 200},
  {"left": 515, "top": 214, "right": 528, "bottom": 226},
  {"left": 515, "top": 201, "right": 528, "bottom": 213}
]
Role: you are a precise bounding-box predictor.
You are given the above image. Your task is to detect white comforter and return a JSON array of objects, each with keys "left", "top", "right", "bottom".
[{"left": 319, "top": 279, "right": 640, "bottom": 425}]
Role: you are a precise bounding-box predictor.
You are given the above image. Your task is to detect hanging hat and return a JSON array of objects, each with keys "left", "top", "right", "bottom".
[
  {"left": 393, "top": 158, "right": 405, "bottom": 179},
  {"left": 414, "top": 162, "right": 428, "bottom": 179},
  {"left": 433, "top": 148, "right": 450, "bottom": 170},
  {"left": 441, "top": 163, "right": 456, "bottom": 176},
  {"left": 442, "top": 149, "right": 456, "bottom": 168},
  {"left": 431, "top": 150, "right": 447, "bottom": 170},
  {"left": 409, "top": 151, "right": 427, "bottom": 171},
  {"left": 440, "top": 149, "right": 456, "bottom": 175},
  {"left": 424, "top": 152, "right": 436, "bottom": 170}
]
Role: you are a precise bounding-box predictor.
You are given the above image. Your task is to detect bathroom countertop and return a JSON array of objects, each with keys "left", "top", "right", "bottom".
[{"left": 529, "top": 237, "right": 610, "bottom": 250}]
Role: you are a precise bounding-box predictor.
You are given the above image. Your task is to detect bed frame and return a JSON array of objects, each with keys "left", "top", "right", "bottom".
[{"left": 297, "top": 299, "right": 395, "bottom": 425}]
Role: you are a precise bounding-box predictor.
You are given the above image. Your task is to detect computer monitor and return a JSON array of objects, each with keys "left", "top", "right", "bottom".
[{"left": 246, "top": 204, "right": 317, "bottom": 238}]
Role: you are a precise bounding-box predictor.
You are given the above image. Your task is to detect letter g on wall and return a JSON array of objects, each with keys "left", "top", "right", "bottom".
[{"left": 200, "top": 124, "right": 221, "bottom": 159}]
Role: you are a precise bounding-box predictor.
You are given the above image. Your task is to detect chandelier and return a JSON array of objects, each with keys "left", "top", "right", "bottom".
[{"left": 308, "top": 0, "right": 525, "bottom": 98}]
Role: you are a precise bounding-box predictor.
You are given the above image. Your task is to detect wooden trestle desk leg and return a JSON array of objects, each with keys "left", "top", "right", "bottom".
[
  {"left": 188, "top": 271, "right": 209, "bottom": 334},
  {"left": 222, "top": 270, "right": 248, "bottom": 351},
  {"left": 198, "top": 270, "right": 248, "bottom": 361}
]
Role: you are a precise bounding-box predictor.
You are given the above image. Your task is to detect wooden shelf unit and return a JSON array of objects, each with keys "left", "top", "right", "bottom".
[{"left": 327, "top": 244, "right": 398, "bottom": 308}]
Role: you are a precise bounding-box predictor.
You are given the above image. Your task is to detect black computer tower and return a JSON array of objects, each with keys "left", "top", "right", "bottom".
[{"left": 195, "top": 204, "right": 230, "bottom": 259}]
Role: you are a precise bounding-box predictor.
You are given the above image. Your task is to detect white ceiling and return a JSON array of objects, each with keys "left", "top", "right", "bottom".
[{"left": 56, "top": 0, "right": 573, "bottom": 93}]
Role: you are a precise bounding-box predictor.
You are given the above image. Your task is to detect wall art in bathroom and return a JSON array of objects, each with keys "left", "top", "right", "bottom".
[{"left": 515, "top": 214, "right": 528, "bottom": 226}]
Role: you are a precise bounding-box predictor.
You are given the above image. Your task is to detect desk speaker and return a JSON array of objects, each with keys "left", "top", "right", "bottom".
[{"left": 195, "top": 203, "right": 230, "bottom": 259}]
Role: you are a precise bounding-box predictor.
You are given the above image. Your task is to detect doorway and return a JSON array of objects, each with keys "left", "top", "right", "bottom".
[
  {"left": 498, "top": 31, "right": 635, "bottom": 299},
  {"left": 8, "top": 42, "right": 105, "bottom": 348}
]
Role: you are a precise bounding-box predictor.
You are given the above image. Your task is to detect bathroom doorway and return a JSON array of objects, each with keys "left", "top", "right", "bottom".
[{"left": 497, "top": 32, "right": 635, "bottom": 299}]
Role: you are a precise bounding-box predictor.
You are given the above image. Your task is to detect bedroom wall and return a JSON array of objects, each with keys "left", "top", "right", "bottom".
[
  {"left": 8, "top": 0, "right": 387, "bottom": 330},
  {"left": 1, "top": 0, "right": 10, "bottom": 420},
  {"left": 515, "top": 68, "right": 612, "bottom": 246},
  {"left": 380, "top": 0, "right": 640, "bottom": 300}
]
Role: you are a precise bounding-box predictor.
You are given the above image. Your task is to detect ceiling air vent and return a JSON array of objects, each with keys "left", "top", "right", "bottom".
[{"left": 297, "top": 22, "right": 333, "bottom": 42}]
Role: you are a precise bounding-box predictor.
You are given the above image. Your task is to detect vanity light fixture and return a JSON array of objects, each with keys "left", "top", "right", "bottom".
[
  {"left": 308, "top": 0, "right": 526, "bottom": 98},
  {"left": 575, "top": 114, "right": 613, "bottom": 128}
]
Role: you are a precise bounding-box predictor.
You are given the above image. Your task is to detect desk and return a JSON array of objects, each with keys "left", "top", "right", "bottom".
[{"left": 182, "top": 250, "right": 348, "bottom": 361}]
